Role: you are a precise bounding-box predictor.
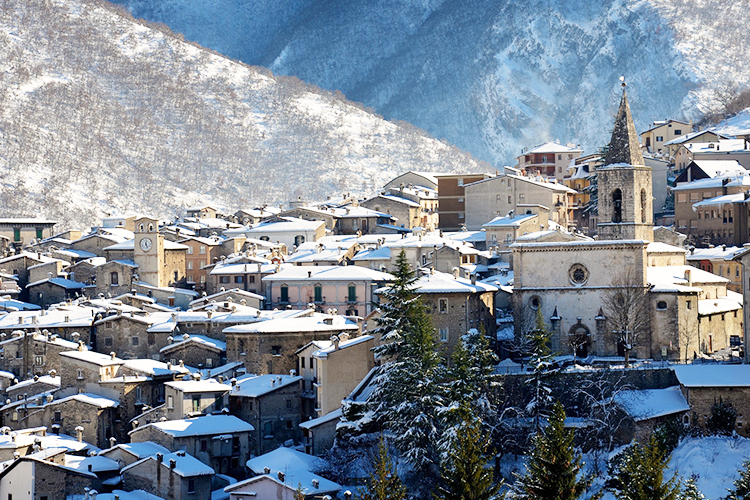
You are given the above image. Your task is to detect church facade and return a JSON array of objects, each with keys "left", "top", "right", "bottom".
[{"left": 512, "top": 87, "right": 742, "bottom": 362}]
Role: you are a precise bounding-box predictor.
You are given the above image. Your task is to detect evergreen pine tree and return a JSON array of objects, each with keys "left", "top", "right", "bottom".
[
  {"left": 438, "top": 328, "right": 498, "bottom": 458},
  {"left": 726, "top": 459, "right": 750, "bottom": 500},
  {"left": 608, "top": 438, "right": 680, "bottom": 500},
  {"left": 527, "top": 310, "right": 556, "bottom": 429},
  {"left": 368, "top": 250, "right": 445, "bottom": 488},
  {"left": 435, "top": 411, "right": 503, "bottom": 500},
  {"left": 359, "top": 438, "right": 408, "bottom": 500},
  {"left": 681, "top": 475, "right": 704, "bottom": 500},
  {"left": 705, "top": 398, "right": 737, "bottom": 436},
  {"left": 513, "top": 402, "right": 594, "bottom": 500}
]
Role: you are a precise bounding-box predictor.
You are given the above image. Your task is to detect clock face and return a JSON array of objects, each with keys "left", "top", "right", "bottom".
[{"left": 140, "top": 237, "right": 152, "bottom": 251}]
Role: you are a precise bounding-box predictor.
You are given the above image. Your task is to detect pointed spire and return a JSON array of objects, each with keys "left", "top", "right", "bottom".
[{"left": 604, "top": 83, "right": 645, "bottom": 166}]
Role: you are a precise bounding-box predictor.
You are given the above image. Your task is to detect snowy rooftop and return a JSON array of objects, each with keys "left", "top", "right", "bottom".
[
  {"left": 482, "top": 214, "right": 537, "bottom": 228},
  {"left": 692, "top": 193, "right": 747, "bottom": 210},
  {"left": 65, "top": 454, "right": 121, "bottom": 473},
  {"left": 672, "top": 172, "right": 750, "bottom": 190},
  {"left": 646, "top": 242, "right": 687, "bottom": 255},
  {"left": 647, "top": 265, "right": 729, "bottom": 289},
  {"left": 100, "top": 441, "right": 170, "bottom": 459},
  {"left": 131, "top": 414, "right": 254, "bottom": 437},
  {"left": 409, "top": 270, "right": 498, "bottom": 294},
  {"left": 240, "top": 447, "right": 340, "bottom": 495},
  {"left": 299, "top": 408, "right": 343, "bottom": 429},
  {"left": 521, "top": 142, "right": 582, "bottom": 155},
  {"left": 686, "top": 245, "right": 745, "bottom": 261},
  {"left": 698, "top": 295, "right": 741, "bottom": 315},
  {"left": 61, "top": 350, "right": 124, "bottom": 366},
  {"left": 122, "top": 451, "right": 214, "bottom": 478},
  {"left": 25, "top": 277, "right": 86, "bottom": 290},
  {"left": 103, "top": 238, "right": 189, "bottom": 251},
  {"left": 122, "top": 358, "right": 192, "bottom": 376},
  {"left": 229, "top": 374, "right": 302, "bottom": 398},
  {"left": 189, "top": 288, "right": 265, "bottom": 306},
  {"left": 52, "top": 393, "right": 120, "bottom": 409},
  {"left": 160, "top": 335, "right": 227, "bottom": 354},
  {"left": 613, "top": 386, "right": 689, "bottom": 421},
  {"left": 165, "top": 379, "right": 229, "bottom": 394},
  {"left": 312, "top": 335, "right": 373, "bottom": 358},
  {"left": 262, "top": 265, "right": 393, "bottom": 282},
  {"left": 223, "top": 314, "right": 358, "bottom": 334},
  {"left": 673, "top": 365, "right": 750, "bottom": 387}
]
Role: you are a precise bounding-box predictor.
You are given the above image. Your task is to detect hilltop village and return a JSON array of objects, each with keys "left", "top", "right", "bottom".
[{"left": 1, "top": 89, "right": 750, "bottom": 498}]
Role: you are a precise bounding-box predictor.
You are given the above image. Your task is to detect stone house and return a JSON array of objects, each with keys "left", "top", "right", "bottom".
[
  {"left": 94, "top": 259, "right": 139, "bottom": 297},
  {"left": 0, "top": 306, "right": 97, "bottom": 345},
  {"left": 0, "top": 252, "right": 54, "bottom": 298},
  {"left": 164, "top": 379, "right": 229, "bottom": 420},
  {"left": 463, "top": 170, "right": 575, "bottom": 231},
  {"left": 189, "top": 288, "right": 264, "bottom": 310},
  {"left": 0, "top": 330, "right": 80, "bottom": 379},
  {"left": 228, "top": 374, "right": 302, "bottom": 456},
  {"left": 26, "top": 277, "right": 88, "bottom": 308},
  {"left": 27, "top": 259, "right": 68, "bottom": 284},
  {"left": 674, "top": 365, "right": 750, "bottom": 437},
  {"left": 262, "top": 265, "right": 393, "bottom": 317},
  {"left": 302, "top": 334, "right": 375, "bottom": 418},
  {"left": 0, "top": 456, "right": 95, "bottom": 500},
  {"left": 228, "top": 217, "right": 326, "bottom": 250},
  {"left": 612, "top": 386, "right": 690, "bottom": 443},
  {"left": 64, "top": 257, "right": 104, "bottom": 285},
  {"left": 6, "top": 374, "right": 60, "bottom": 401},
  {"left": 94, "top": 311, "right": 174, "bottom": 360},
  {"left": 299, "top": 408, "right": 341, "bottom": 457},
  {"left": 639, "top": 119, "right": 692, "bottom": 155},
  {"left": 208, "top": 262, "right": 276, "bottom": 296},
  {"left": 59, "top": 350, "right": 125, "bottom": 394},
  {"left": 122, "top": 451, "right": 214, "bottom": 500},
  {"left": 98, "top": 441, "right": 171, "bottom": 469},
  {"left": 129, "top": 414, "right": 254, "bottom": 477},
  {"left": 98, "top": 373, "right": 155, "bottom": 443},
  {"left": 1, "top": 392, "right": 119, "bottom": 449},
  {"left": 68, "top": 230, "right": 132, "bottom": 257},
  {"left": 223, "top": 314, "right": 360, "bottom": 375},
  {"left": 160, "top": 334, "right": 226, "bottom": 370},
  {"left": 407, "top": 270, "right": 497, "bottom": 361}
]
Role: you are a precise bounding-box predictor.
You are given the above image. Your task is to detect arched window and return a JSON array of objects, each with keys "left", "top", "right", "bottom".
[
  {"left": 612, "top": 189, "right": 623, "bottom": 223},
  {"left": 640, "top": 188, "right": 647, "bottom": 223}
]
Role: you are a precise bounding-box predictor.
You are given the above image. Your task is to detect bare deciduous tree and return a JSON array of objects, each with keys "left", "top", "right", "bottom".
[{"left": 602, "top": 268, "right": 651, "bottom": 368}]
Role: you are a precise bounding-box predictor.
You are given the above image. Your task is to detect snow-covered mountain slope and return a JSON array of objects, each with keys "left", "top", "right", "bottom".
[
  {"left": 0, "top": 0, "right": 487, "bottom": 229},
  {"left": 110, "top": 0, "right": 750, "bottom": 165}
]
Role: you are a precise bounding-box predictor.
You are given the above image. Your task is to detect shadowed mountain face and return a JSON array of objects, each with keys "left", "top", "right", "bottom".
[
  {"left": 110, "top": 0, "right": 750, "bottom": 164},
  {"left": 0, "top": 0, "right": 488, "bottom": 229}
]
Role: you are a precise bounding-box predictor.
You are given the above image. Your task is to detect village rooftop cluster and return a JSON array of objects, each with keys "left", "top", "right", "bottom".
[{"left": 0, "top": 89, "right": 750, "bottom": 498}]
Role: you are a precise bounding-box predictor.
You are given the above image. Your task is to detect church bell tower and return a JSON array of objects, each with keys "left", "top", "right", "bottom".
[{"left": 597, "top": 83, "right": 653, "bottom": 242}]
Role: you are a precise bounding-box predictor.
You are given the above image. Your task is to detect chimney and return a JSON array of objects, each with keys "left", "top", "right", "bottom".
[
  {"left": 332, "top": 335, "right": 340, "bottom": 350},
  {"left": 278, "top": 471, "right": 285, "bottom": 482},
  {"left": 452, "top": 268, "right": 460, "bottom": 279},
  {"left": 169, "top": 459, "right": 176, "bottom": 469},
  {"left": 684, "top": 269, "right": 693, "bottom": 287},
  {"left": 156, "top": 453, "right": 163, "bottom": 464},
  {"left": 312, "top": 479, "right": 320, "bottom": 488},
  {"left": 75, "top": 425, "right": 84, "bottom": 442},
  {"left": 110, "top": 352, "right": 116, "bottom": 360},
  {"left": 263, "top": 467, "right": 271, "bottom": 474}
]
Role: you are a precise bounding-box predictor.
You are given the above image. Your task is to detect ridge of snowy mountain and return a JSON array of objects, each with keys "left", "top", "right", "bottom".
[
  {"left": 110, "top": 0, "right": 750, "bottom": 166},
  {"left": 0, "top": 0, "right": 486, "bottom": 229}
]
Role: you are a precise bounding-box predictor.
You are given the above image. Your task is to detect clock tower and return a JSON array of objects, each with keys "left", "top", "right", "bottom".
[{"left": 134, "top": 216, "right": 164, "bottom": 287}]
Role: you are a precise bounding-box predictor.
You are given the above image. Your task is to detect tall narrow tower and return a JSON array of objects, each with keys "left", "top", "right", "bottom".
[
  {"left": 133, "top": 216, "right": 164, "bottom": 287},
  {"left": 597, "top": 84, "right": 653, "bottom": 241}
]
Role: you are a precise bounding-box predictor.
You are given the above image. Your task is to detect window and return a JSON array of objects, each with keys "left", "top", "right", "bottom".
[
  {"left": 280, "top": 285, "right": 289, "bottom": 303},
  {"left": 271, "top": 346, "right": 282, "bottom": 356},
  {"left": 187, "top": 261, "right": 193, "bottom": 270},
  {"left": 439, "top": 328, "right": 449, "bottom": 342},
  {"left": 192, "top": 395, "right": 201, "bottom": 413},
  {"left": 77, "top": 369, "right": 85, "bottom": 380},
  {"left": 674, "top": 129, "right": 682, "bottom": 135},
  {"left": 458, "top": 213, "right": 465, "bottom": 219},
  {"left": 529, "top": 296, "right": 541, "bottom": 310},
  {"left": 174, "top": 271, "right": 179, "bottom": 282},
  {"left": 188, "top": 479, "right": 195, "bottom": 494},
  {"left": 36, "top": 228, "right": 43, "bottom": 239},
  {"left": 132, "top": 336, "right": 139, "bottom": 346},
  {"left": 54, "top": 411, "right": 61, "bottom": 423},
  {"left": 656, "top": 301, "right": 667, "bottom": 310},
  {"left": 199, "top": 246, "right": 206, "bottom": 254},
  {"left": 439, "top": 298, "right": 448, "bottom": 313},
  {"left": 104, "top": 337, "right": 113, "bottom": 347},
  {"left": 249, "top": 276, "right": 256, "bottom": 283},
  {"left": 314, "top": 284, "right": 322, "bottom": 302},
  {"left": 301, "top": 357, "right": 305, "bottom": 369},
  {"left": 457, "top": 179, "right": 464, "bottom": 187},
  {"left": 187, "top": 246, "right": 193, "bottom": 255},
  {"left": 612, "top": 189, "right": 622, "bottom": 223},
  {"left": 34, "top": 355, "right": 43, "bottom": 365},
  {"left": 110, "top": 272, "right": 119, "bottom": 285},
  {"left": 235, "top": 276, "right": 243, "bottom": 283},
  {"left": 220, "top": 276, "right": 230, "bottom": 284},
  {"left": 200, "top": 440, "right": 207, "bottom": 452},
  {"left": 686, "top": 300, "right": 691, "bottom": 310},
  {"left": 148, "top": 332, "right": 155, "bottom": 345},
  {"left": 286, "top": 399, "right": 292, "bottom": 409},
  {"left": 12, "top": 228, "right": 20, "bottom": 242},
  {"left": 656, "top": 135, "right": 663, "bottom": 142},
  {"left": 640, "top": 189, "right": 647, "bottom": 223},
  {"left": 167, "top": 395, "right": 174, "bottom": 409}
]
